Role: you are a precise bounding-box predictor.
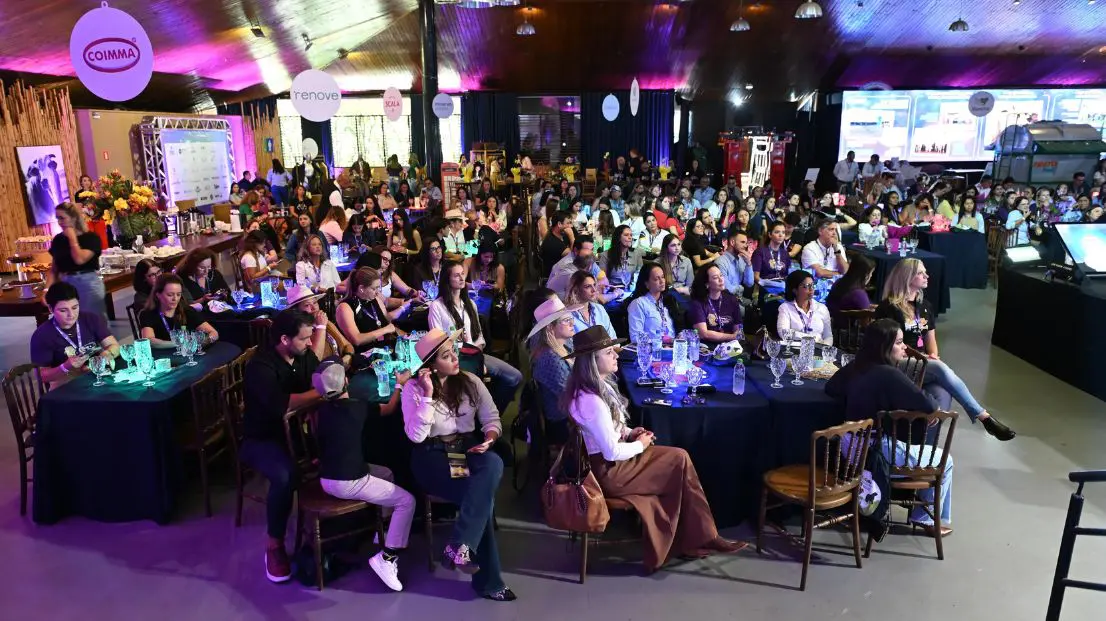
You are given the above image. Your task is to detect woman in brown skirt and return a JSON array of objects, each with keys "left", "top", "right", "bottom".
[{"left": 560, "top": 326, "right": 747, "bottom": 572}]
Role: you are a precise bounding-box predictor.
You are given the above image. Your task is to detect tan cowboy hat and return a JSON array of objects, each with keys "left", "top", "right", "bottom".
[
  {"left": 565, "top": 325, "right": 626, "bottom": 359},
  {"left": 444, "top": 209, "right": 465, "bottom": 221},
  {"left": 415, "top": 328, "right": 463, "bottom": 371},
  {"left": 285, "top": 284, "right": 324, "bottom": 308},
  {"left": 525, "top": 296, "right": 584, "bottom": 342}
]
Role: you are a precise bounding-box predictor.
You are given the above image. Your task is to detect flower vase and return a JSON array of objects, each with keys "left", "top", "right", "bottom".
[
  {"left": 88, "top": 219, "right": 109, "bottom": 250},
  {"left": 659, "top": 167, "right": 671, "bottom": 181},
  {"left": 510, "top": 167, "right": 521, "bottom": 183}
]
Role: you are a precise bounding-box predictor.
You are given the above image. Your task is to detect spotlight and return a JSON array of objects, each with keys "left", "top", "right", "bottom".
[
  {"left": 517, "top": 5, "right": 536, "bottom": 36},
  {"left": 948, "top": 17, "right": 969, "bottom": 32},
  {"left": 730, "top": 18, "right": 751, "bottom": 31},
  {"left": 744, "top": 83, "right": 754, "bottom": 90},
  {"left": 250, "top": 25, "right": 265, "bottom": 38},
  {"left": 302, "top": 33, "right": 313, "bottom": 51},
  {"left": 794, "top": 0, "right": 824, "bottom": 19}
]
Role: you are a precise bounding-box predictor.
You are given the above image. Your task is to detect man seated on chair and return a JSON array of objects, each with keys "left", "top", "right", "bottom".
[
  {"left": 313, "top": 358, "right": 415, "bottom": 592},
  {"left": 240, "top": 310, "right": 326, "bottom": 583},
  {"left": 30, "top": 282, "right": 119, "bottom": 386}
]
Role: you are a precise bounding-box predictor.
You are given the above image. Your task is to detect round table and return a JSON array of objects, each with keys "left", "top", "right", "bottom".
[
  {"left": 917, "top": 230, "right": 988, "bottom": 289},
  {"left": 850, "top": 245, "right": 951, "bottom": 314}
]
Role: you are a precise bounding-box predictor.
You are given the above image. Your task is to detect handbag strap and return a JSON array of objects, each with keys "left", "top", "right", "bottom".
[{"left": 547, "top": 422, "right": 590, "bottom": 484}]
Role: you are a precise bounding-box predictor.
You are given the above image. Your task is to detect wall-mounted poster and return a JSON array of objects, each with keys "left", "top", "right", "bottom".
[{"left": 15, "top": 145, "right": 71, "bottom": 226}]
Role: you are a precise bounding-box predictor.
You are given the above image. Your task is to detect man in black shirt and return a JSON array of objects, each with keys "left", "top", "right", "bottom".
[
  {"left": 240, "top": 310, "right": 326, "bottom": 583},
  {"left": 238, "top": 171, "right": 255, "bottom": 192},
  {"left": 539, "top": 211, "right": 571, "bottom": 279}
]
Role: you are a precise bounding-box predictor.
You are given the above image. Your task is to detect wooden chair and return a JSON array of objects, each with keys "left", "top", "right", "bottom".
[
  {"left": 757, "top": 418, "right": 876, "bottom": 591},
  {"left": 318, "top": 288, "right": 337, "bottom": 321},
  {"left": 283, "top": 406, "right": 385, "bottom": 590},
  {"left": 224, "top": 347, "right": 263, "bottom": 527},
  {"left": 3, "top": 364, "right": 45, "bottom": 516},
  {"left": 986, "top": 223, "right": 1015, "bottom": 287},
  {"left": 230, "top": 250, "right": 246, "bottom": 292},
  {"left": 126, "top": 304, "right": 142, "bottom": 340},
  {"left": 582, "top": 168, "right": 598, "bottom": 199},
  {"left": 248, "top": 317, "right": 273, "bottom": 350},
  {"left": 864, "top": 410, "right": 958, "bottom": 561},
  {"left": 834, "top": 309, "right": 875, "bottom": 354},
  {"left": 187, "top": 368, "right": 232, "bottom": 517},
  {"left": 897, "top": 346, "right": 929, "bottom": 388}
]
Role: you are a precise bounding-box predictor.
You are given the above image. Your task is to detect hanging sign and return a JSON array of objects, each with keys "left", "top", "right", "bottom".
[
  {"left": 290, "top": 70, "right": 342, "bottom": 122},
  {"left": 432, "top": 93, "right": 454, "bottom": 119},
  {"left": 383, "top": 87, "right": 403, "bottom": 122},
  {"left": 602, "top": 94, "right": 620, "bottom": 122},
  {"left": 302, "top": 138, "right": 320, "bottom": 160},
  {"left": 968, "top": 91, "right": 995, "bottom": 117},
  {"left": 69, "top": 2, "right": 154, "bottom": 102},
  {"left": 630, "top": 78, "right": 640, "bottom": 117}
]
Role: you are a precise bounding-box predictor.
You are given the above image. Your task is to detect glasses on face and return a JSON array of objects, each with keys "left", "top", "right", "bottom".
[
  {"left": 799, "top": 282, "right": 815, "bottom": 290},
  {"left": 147, "top": 270, "right": 162, "bottom": 279}
]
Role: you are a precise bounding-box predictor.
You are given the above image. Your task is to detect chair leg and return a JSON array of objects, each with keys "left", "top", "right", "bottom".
[
  {"left": 294, "top": 508, "right": 304, "bottom": 554},
  {"left": 863, "top": 529, "right": 874, "bottom": 558},
  {"left": 19, "top": 457, "right": 28, "bottom": 517},
  {"left": 851, "top": 493, "right": 863, "bottom": 569},
  {"left": 800, "top": 508, "right": 815, "bottom": 592},
  {"left": 579, "top": 532, "right": 589, "bottom": 584},
  {"left": 756, "top": 487, "right": 768, "bottom": 554},
  {"left": 313, "top": 518, "right": 324, "bottom": 591},
  {"left": 933, "top": 483, "right": 945, "bottom": 561},
  {"left": 424, "top": 497, "right": 435, "bottom": 572},
  {"left": 375, "top": 507, "right": 387, "bottom": 551}
]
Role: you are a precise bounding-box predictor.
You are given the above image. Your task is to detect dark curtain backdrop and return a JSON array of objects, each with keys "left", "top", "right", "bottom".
[
  {"left": 580, "top": 90, "right": 674, "bottom": 168},
  {"left": 461, "top": 93, "right": 520, "bottom": 160},
  {"left": 216, "top": 95, "right": 278, "bottom": 118},
  {"left": 300, "top": 118, "right": 333, "bottom": 170},
  {"left": 410, "top": 94, "right": 425, "bottom": 167}
]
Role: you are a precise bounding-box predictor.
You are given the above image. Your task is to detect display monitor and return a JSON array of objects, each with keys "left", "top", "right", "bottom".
[{"left": 1053, "top": 223, "right": 1106, "bottom": 276}]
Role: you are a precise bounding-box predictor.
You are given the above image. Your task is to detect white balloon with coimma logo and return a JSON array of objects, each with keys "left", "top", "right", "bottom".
[
  {"left": 69, "top": 1, "right": 154, "bottom": 102},
  {"left": 290, "top": 70, "right": 343, "bottom": 122}
]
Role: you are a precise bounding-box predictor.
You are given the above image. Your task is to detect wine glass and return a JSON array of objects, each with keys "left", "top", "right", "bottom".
[
  {"left": 765, "top": 336, "right": 782, "bottom": 360},
  {"left": 687, "top": 365, "right": 706, "bottom": 393},
  {"left": 789, "top": 355, "right": 805, "bottom": 386},
  {"left": 194, "top": 331, "right": 208, "bottom": 356},
  {"left": 821, "top": 345, "right": 838, "bottom": 367},
  {"left": 841, "top": 353, "right": 855, "bottom": 367},
  {"left": 231, "top": 288, "right": 247, "bottom": 310},
  {"left": 169, "top": 328, "right": 183, "bottom": 355},
  {"left": 779, "top": 326, "right": 793, "bottom": 355},
  {"left": 658, "top": 363, "right": 676, "bottom": 394},
  {"left": 89, "top": 355, "right": 109, "bottom": 387},
  {"left": 769, "top": 356, "right": 787, "bottom": 389},
  {"left": 119, "top": 343, "right": 135, "bottom": 369},
  {"left": 182, "top": 332, "right": 199, "bottom": 367},
  {"left": 635, "top": 340, "right": 653, "bottom": 382},
  {"left": 136, "top": 356, "right": 155, "bottom": 388}
]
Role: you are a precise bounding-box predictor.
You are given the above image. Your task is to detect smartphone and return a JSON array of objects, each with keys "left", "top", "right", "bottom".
[
  {"left": 836, "top": 193, "right": 847, "bottom": 207},
  {"left": 643, "top": 398, "right": 673, "bottom": 407},
  {"left": 748, "top": 240, "right": 759, "bottom": 253}
]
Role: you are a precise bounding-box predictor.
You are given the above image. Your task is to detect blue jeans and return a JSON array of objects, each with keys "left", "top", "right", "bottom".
[
  {"left": 271, "top": 185, "right": 288, "bottom": 206},
  {"left": 410, "top": 442, "right": 505, "bottom": 595},
  {"left": 239, "top": 439, "right": 298, "bottom": 540},
  {"left": 923, "top": 359, "right": 985, "bottom": 421},
  {"left": 484, "top": 354, "right": 522, "bottom": 413},
  {"left": 880, "top": 439, "right": 954, "bottom": 526}
]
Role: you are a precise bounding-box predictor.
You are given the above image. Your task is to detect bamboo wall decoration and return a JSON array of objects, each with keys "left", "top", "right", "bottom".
[
  {"left": 244, "top": 106, "right": 283, "bottom": 180},
  {"left": 0, "top": 82, "right": 83, "bottom": 267}
]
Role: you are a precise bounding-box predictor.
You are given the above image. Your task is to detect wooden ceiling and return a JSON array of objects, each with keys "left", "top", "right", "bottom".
[{"left": 1, "top": 0, "right": 1105, "bottom": 111}]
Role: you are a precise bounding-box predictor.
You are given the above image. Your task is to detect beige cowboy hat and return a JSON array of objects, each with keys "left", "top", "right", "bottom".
[
  {"left": 285, "top": 284, "right": 325, "bottom": 308},
  {"left": 525, "top": 296, "right": 584, "bottom": 342},
  {"left": 444, "top": 209, "right": 465, "bottom": 221},
  {"left": 415, "top": 328, "right": 464, "bottom": 371}
]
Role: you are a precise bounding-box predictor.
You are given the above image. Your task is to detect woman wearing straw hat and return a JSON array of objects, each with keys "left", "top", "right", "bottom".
[
  {"left": 561, "top": 326, "right": 747, "bottom": 573},
  {"left": 527, "top": 296, "right": 582, "bottom": 446},
  {"left": 402, "top": 328, "right": 515, "bottom": 602},
  {"left": 286, "top": 284, "right": 353, "bottom": 364}
]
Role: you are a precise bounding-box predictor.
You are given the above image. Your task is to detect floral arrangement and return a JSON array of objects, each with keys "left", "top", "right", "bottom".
[
  {"left": 560, "top": 155, "right": 580, "bottom": 182},
  {"left": 90, "top": 170, "right": 164, "bottom": 243},
  {"left": 658, "top": 159, "right": 672, "bottom": 180},
  {"left": 931, "top": 214, "right": 951, "bottom": 233}
]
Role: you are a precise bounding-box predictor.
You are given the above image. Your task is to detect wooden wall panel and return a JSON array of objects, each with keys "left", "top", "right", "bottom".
[
  {"left": 243, "top": 107, "right": 282, "bottom": 180},
  {"left": 0, "top": 82, "right": 82, "bottom": 268}
]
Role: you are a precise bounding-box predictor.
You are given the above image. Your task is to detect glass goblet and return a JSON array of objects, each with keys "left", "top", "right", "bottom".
[
  {"left": 687, "top": 365, "right": 706, "bottom": 394},
  {"left": 635, "top": 340, "right": 653, "bottom": 382},
  {"left": 89, "top": 355, "right": 109, "bottom": 387},
  {"left": 119, "top": 343, "right": 135, "bottom": 369},
  {"left": 658, "top": 363, "right": 676, "bottom": 394},
  {"left": 183, "top": 333, "right": 199, "bottom": 367},
  {"left": 821, "top": 345, "right": 838, "bottom": 367},
  {"left": 194, "top": 330, "right": 208, "bottom": 356},
  {"left": 769, "top": 356, "right": 787, "bottom": 389},
  {"left": 765, "top": 337, "right": 782, "bottom": 359},
  {"left": 790, "top": 356, "right": 805, "bottom": 386},
  {"left": 137, "top": 356, "right": 155, "bottom": 388}
]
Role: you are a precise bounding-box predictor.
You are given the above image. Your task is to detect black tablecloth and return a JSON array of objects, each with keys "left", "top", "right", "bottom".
[
  {"left": 993, "top": 267, "right": 1106, "bottom": 401},
  {"left": 917, "top": 230, "right": 988, "bottom": 290},
  {"left": 744, "top": 363, "right": 845, "bottom": 466},
  {"left": 853, "top": 246, "right": 951, "bottom": 314},
  {"left": 33, "top": 342, "right": 243, "bottom": 524}
]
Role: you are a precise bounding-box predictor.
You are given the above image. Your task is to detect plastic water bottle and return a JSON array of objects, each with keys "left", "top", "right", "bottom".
[{"left": 732, "top": 361, "right": 746, "bottom": 396}]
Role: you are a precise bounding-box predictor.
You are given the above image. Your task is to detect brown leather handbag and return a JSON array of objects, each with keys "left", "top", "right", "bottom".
[{"left": 541, "top": 428, "right": 610, "bottom": 534}]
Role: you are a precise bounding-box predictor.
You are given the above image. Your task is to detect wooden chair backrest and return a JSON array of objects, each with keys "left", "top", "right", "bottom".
[
  {"left": 835, "top": 309, "right": 875, "bottom": 353},
  {"left": 808, "top": 418, "right": 876, "bottom": 499},
  {"left": 224, "top": 346, "right": 257, "bottom": 438},
  {"left": 987, "top": 223, "right": 1015, "bottom": 254},
  {"left": 876, "top": 410, "right": 958, "bottom": 480},
  {"left": 190, "top": 368, "right": 228, "bottom": 446},
  {"left": 283, "top": 405, "right": 321, "bottom": 478},
  {"left": 3, "top": 364, "right": 44, "bottom": 451},
  {"left": 248, "top": 318, "right": 273, "bottom": 350},
  {"left": 897, "top": 346, "right": 929, "bottom": 388},
  {"left": 126, "top": 304, "right": 141, "bottom": 341}
]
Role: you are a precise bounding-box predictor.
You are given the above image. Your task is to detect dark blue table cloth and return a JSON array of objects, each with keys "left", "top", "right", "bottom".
[
  {"left": 917, "top": 230, "right": 988, "bottom": 290},
  {"left": 33, "top": 342, "right": 243, "bottom": 524}
]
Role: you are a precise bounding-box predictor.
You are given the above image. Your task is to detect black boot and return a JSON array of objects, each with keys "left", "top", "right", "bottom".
[{"left": 982, "top": 416, "right": 1016, "bottom": 441}]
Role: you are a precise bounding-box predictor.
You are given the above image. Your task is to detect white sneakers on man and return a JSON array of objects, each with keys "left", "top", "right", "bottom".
[{"left": 369, "top": 551, "right": 403, "bottom": 591}]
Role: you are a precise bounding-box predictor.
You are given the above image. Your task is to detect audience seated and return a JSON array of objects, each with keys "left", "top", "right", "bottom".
[
  {"left": 138, "top": 274, "right": 219, "bottom": 349},
  {"left": 295, "top": 234, "right": 342, "bottom": 293},
  {"left": 657, "top": 233, "right": 693, "bottom": 297},
  {"left": 287, "top": 284, "right": 353, "bottom": 364},
  {"left": 527, "top": 297, "right": 580, "bottom": 446},
  {"left": 825, "top": 254, "right": 875, "bottom": 317},
  {"left": 176, "top": 248, "right": 230, "bottom": 310},
  {"left": 687, "top": 264, "right": 743, "bottom": 344},
  {"left": 716, "top": 227, "right": 755, "bottom": 297},
  {"left": 337, "top": 267, "right": 410, "bottom": 357},
  {"left": 598, "top": 224, "right": 642, "bottom": 297},
  {"left": 130, "top": 258, "right": 161, "bottom": 310},
  {"left": 801, "top": 220, "right": 849, "bottom": 279},
  {"left": 565, "top": 270, "right": 617, "bottom": 339},
  {"left": 627, "top": 262, "right": 679, "bottom": 342},
  {"left": 776, "top": 270, "right": 833, "bottom": 344},
  {"left": 30, "top": 282, "right": 120, "bottom": 386},
  {"left": 547, "top": 235, "right": 600, "bottom": 301}
]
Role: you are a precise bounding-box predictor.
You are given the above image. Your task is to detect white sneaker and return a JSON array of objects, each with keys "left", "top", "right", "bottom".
[{"left": 369, "top": 551, "right": 403, "bottom": 592}]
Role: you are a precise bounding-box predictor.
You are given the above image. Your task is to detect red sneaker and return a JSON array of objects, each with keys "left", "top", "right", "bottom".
[{"left": 265, "top": 547, "right": 292, "bottom": 583}]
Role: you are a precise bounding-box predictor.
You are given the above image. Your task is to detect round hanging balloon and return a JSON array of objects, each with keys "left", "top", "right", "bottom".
[
  {"left": 432, "top": 93, "right": 455, "bottom": 119},
  {"left": 69, "top": 2, "right": 155, "bottom": 102},
  {"left": 602, "top": 94, "right": 620, "bottom": 122},
  {"left": 290, "top": 70, "right": 342, "bottom": 122},
  {"left": 630, "top": 78, "right": 640, "bottom": 117},
  {"left": 383, "top": 88, "right": 403, "bottom": 122}
]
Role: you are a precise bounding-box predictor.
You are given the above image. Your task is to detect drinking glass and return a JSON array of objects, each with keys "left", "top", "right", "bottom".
[
  {"left": 769, "top": 356, "right": 787, "bottom": 389},
  {"left": 89, "top": 355, "right": 109, "bottom": 387},
  {"left": 169, "top": 328, "right": 184, "bottom": 355},
  {"left": 765, "top": 336, "right": 782, "bottom": 359},
  {"left": 119, "top": 343, "right": 135, "bottom": 369},
  {"left": 779, "top": 326, "right": 793, "bottom": 355},
  {"left": 658, "top": 363, "right": 676, "bottom": 394},
  {"left": 182, "top": 332, "right": 199, "bottom": 367},
  {"left": 194, "top": 331, "right": 208, "bottom": 356},
  {"left": 841, "top": 353, "right": 855, "bottom": 367},
  {"left": 687, "top": 365, "right": 706, "bottom": 393},
  {"left": 231, "top": 289, "right": 247, "bottom": 310},
  {"left": 635, "top": 340, "right": 653, "bottom": 381},
  {"left": 821, "top": 345, "right": 838, "bottom": 367},
  {"left": 137, "top": 356, "right": 155, "bottom": 388},
  {"left": 790, "top": 356, "right": 805, "bottom": 386}
]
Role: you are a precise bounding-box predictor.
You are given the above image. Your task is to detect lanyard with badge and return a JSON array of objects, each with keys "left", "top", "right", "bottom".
[{"left": 54, "top": 318, "right": 83, "bottom": 356}]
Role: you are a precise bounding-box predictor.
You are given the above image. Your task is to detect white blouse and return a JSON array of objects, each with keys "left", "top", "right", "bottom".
[
  {"left": 569, "top": 391, "right": 643, "bottom": 462},
  {"left": 428, "top": 296, "right": 486, "bottom": 349},
  {"left": 402, "top": 371, "right": 502, "bottom": 443},
  {"left": 295, "top": 259, "right": 341, "bottom": 291},
  {"left": 776, "top": 299, "right": 834, "bottom": 344}
]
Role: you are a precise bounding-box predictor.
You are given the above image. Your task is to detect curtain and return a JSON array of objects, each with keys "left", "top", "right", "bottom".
[
  {"left": 300, "top": 118, "right": 333, "bottom": 170},
  {"left": 410, "top": 94, "right": 425, "bottom": 168},
  {"left": 580, "top": 90, "right": 674, "bottom": 168},
  {"left": 461, "top": 92, "right": 520, "bottom": 160},
  {"left": 216, "top": 95, "right": 278, "bottom": 119}
]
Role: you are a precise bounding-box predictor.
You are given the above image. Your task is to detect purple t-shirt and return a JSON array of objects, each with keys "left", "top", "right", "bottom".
[
  {"left": 751, "top": 243, "right": 791, "bottom": 280},
  {"left": 687, "top": 293, "right": 743, "bottom": 337},
  {"left": 827, "top": 288, "right": 871, "bottom": 316},
  {"left": 30, "top": 312, "right": 112, "bottom": 368}
]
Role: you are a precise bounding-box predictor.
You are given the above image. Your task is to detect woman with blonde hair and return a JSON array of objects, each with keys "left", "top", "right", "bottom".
[
  {"left": 295, "top": 234, "right": 342, "bottom": 293},
  {"left": 562, "top": 326, "right": 745, "bottom": 573},
  {"left": 49, "top": 202, "right": 107, "bottom": 321},
  {"left": 527, "top": 296, "right": 581, "bottom": 445},
  {"left": 875, "top": 259, "right": 1015, "bottom": 441}
]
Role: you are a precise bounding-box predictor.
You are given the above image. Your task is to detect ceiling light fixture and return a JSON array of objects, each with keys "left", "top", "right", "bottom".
[
  {"left": 302, "top": 33, "right": 314, "bottom": 51},
  {"left": 948, "top": 17, "right": 969, "bottom": 32},
  {"left": 517, "top": 6, "right": 536, "bottom": 36},
  {"left": 731, "top": 0, "right": 750, "bottom": 31},
  {"left": 745, "top": 83, "right": 755, "bottom": 90},
  {"left": 795, "top": 0, "right": 824, "bottom": 19},
  {"left": 250, "top": 25, "right": 265, "bottom": 38}
]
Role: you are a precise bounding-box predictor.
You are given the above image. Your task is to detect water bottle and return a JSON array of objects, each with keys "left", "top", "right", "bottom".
[{"left": 732, "top": 361, "right": 746, "bottom": 396}]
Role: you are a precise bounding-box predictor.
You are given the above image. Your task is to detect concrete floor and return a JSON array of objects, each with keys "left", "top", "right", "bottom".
[{"left": 1, "top": 286, "right": 1103, "bottom": 621}]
